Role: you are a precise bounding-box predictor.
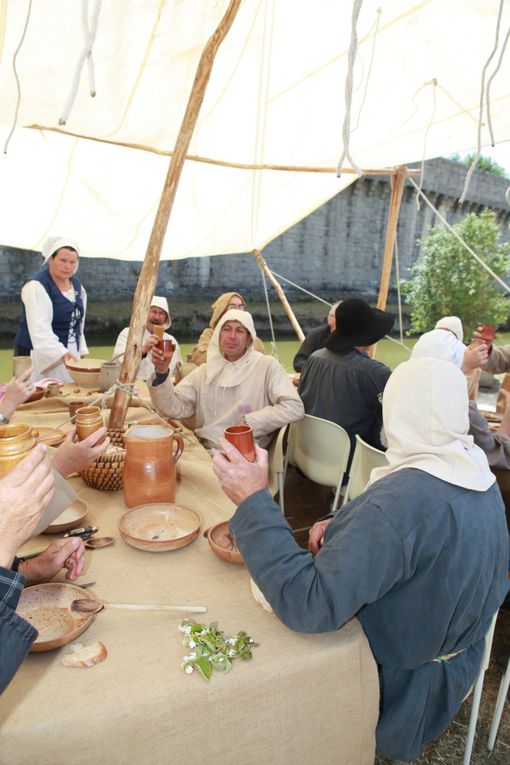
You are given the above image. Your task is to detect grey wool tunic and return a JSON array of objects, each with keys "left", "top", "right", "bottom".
[{"left": 230, "top": 468, "right": 509, "bottom": 761}]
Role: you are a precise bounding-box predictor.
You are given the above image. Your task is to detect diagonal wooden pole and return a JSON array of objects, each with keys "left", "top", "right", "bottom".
[
  {"left": 109, "top": 0, "right": 242, "bottom": 429},
  {"left": 252, "top": 249, "right": 305, "bottom": 342},
  {"left": 369, "top": 165, "right": 407, "bottom": 358}
]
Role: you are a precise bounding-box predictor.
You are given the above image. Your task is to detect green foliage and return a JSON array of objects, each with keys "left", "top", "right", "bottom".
[
  {"left": 448, "top": 153, "right": 508, "bottom": 178},
  {"left": 179, "top": 620, "right": 257, "bottom": 681},
  {"left": 401, "top": 209, "right": 510, "bottom": 338}
]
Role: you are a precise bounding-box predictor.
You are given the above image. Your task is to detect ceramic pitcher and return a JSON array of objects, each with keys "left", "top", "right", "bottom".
[
  {"left": 0, "top": 423, "right": 37, "bottom": 478},
  {"left": 123, "top": 425, "right": 184, "bottom": 508}
]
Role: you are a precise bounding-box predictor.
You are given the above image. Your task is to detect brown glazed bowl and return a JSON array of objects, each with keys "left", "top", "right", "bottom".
[
  {"left": 205, "top": 520, "right": 244, "bottom": 564},
  {"left": 119, "top": 502, "right": 201, "bottom": 552}
]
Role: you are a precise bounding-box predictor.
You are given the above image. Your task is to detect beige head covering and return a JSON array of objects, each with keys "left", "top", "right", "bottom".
[
  {"left": 434, "top": 316, "right": 464, "bottom": 343},
  {"left": 150, "top": 295, "right": 171, "bottom": 329},
  {"left": 42, "top": 236, "right": 80, "bottom": 264},
  {"left": 369, "top": 358, "right": 494, "bottom": 491},
  {"left": 209, "top": 292, "right": 245, "bottom": 329},
  {"left": 206, "top": 309, "right": 259, "bottom": 386}
]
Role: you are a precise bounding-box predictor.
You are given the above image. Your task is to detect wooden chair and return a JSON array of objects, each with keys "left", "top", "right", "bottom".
[
  {"left": 342, "top": 434, "right": 388, "bottom": 505},
  {"left": 283, "top": 414, "right": 351, "bottom": 514}
]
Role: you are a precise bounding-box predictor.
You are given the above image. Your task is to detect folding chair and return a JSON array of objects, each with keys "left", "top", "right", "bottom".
[
  {"left": 463, "top": 611, "right": 498, "bottom": 765},
  {"left": 283, "top": 414, "right": 351, "bottom": 514},
  {"left": 487, "top": 652, "right": 510, "bottom": 751},
  {"left": 267, "top": 424, "right": 288, "bottom": 513},
  {"left": 342, "top": 434, "right": 388, "bottom": 505}
]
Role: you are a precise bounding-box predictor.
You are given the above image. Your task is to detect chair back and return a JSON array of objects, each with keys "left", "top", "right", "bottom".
[
  {"left": 285, "top": 415, "right": 351, "bottom": 512},
  {"left": 343, "top": 434, "right": 388, "bottom": 504},
  {"left": 267, "top": 424, "right": 288, "bottom": 512}
]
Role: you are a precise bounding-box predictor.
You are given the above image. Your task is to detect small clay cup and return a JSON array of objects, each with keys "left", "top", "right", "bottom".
[
  {"left": 224, "top": 424, "right": 256, "bottom": 462},
  {"left": 68, "top": 401, "right": 87, "bottom": 421},
  {"left": 45, "top": 383, "right": 61, "bottom": 398},
  {"left": 152, "top": 324, "right": 165, "bottom": 340},
  {"left": 479, "top": 323, "right": 495, "bottom": 342},
  {"left": 75, "top": 406, "right": 105, "bottom": 442},
  {"left": 12, "top": 356, "right": 32, "bottom": 377},
  {"left": 158, "top": 339, "right": 175, "bottom": 359}
]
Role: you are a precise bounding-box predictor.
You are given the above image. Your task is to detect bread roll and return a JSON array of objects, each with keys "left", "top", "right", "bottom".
[{"left": 61, "top": 640, "right": 107, "bottom": 667}]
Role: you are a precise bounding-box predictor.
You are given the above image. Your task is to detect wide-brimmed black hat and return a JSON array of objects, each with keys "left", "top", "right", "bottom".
[{"left": 325, "top": 298, "right": 395, "bottom": 352}]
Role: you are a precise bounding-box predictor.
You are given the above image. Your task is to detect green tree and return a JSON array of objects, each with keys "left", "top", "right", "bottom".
[
  {"left": 448, "top": 153, "right": 508, "bottom": 178},
  {"left": 401, "top": 209, "right": 510, "bottom": 339}
]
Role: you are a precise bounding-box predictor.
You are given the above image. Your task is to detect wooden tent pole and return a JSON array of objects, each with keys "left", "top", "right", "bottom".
[
  {"left": 369, "top": 165, "right": 407, "bottom": 358},
  {"left": 252, "top": 249, "right": 305, "bottom": 342},
  {"left": 109, "top": 0, "right": 242, "bottom": 429}
]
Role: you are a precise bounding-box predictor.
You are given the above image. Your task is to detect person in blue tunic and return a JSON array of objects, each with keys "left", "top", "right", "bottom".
[
  {"left": 212, "top": 357, "right": 509, "bottom": 761},
  {"left": 14, "top": 236, "right": 88, "bottom": 382}
]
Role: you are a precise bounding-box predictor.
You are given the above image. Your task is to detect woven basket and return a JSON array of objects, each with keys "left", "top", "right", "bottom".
[{"left": 79, "top": 429, "right": 126, "bottom": 491}]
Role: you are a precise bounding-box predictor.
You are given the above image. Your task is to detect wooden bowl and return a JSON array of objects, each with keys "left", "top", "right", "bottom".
[
  {"left": 119, "top": 502, "right": 201, "bottom": 552},
  {"left": 17, "top": 583, "right": 96, "bottom": 652},
  {"left": 65, "top": 358, "right": 105, "bottom": 388},
  {"left": 205, "top": 520, "right": 244, "bottom": 564},
  {"left": 42, "top": 499, "right": 88, "bottom": 534}
]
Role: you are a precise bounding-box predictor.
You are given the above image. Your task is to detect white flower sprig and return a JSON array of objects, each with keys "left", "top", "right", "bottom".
[{"left": 178, "top": 620, "right": 258, "bottom": 681}]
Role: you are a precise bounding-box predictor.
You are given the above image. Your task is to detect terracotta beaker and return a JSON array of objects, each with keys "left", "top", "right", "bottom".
[
  {"left": 75, "top": 406, "right": 104, "bottom": 442},
  {"left": 98, "top": 360, "right": 121, "bottom": 392},
  {"left": 123, "top": 425, "right": 184, "bottom": 508},
  {"left": 0, "top": 423, "right": 37, "bottom": 478},
  {"left": 224, "top": 424, "right": 256, "bottom": 462},
  {"left": 158, "top": 339, "right": 175, "bottom": 360}
]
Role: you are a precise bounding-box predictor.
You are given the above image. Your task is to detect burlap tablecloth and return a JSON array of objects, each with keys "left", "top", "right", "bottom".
[{"left": 0, "top": 407, "right": 379, "bottom": 765}]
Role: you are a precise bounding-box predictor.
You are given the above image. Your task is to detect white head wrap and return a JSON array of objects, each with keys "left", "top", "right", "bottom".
[
  {"left": 411, "top": 328, "right": 465, "bottom": 369},
  {"left": 206, "top": 309, "right": 259, "bottom": 386},
  {"left": 434, "top": 316, "right": 463, "bottom": 343},
  {"left": 150, "top": 295, "right": 171, "bottom": 329},
  {"left": 42, "top": 236, "right": 80, "bottom": 264},
  {"left": 369, "top": 358, "right": 494, "bottom": 491}
]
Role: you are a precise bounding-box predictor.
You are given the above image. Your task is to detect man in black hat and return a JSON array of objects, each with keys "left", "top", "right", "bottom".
[{"left": 298, "top": 298, "right": 394, "bottom": 450}]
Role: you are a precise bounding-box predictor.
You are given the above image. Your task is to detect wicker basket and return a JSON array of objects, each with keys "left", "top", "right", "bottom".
[{"left": 79, "top": 429, "right": 126, "bottom": 491}]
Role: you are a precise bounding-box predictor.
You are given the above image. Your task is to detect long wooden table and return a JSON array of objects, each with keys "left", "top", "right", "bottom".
[{"left": 0, "top": 398, "right": 379, "bottom": 765}]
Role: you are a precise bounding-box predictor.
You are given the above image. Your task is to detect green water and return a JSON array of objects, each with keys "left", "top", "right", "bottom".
[{"left": 0, "top": 334, "right": 416, "bottom": 382}]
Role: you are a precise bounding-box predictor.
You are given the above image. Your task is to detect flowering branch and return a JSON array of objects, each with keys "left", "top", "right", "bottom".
[{"left": 179, "top": 620, "right": 257, "bottom": 681}]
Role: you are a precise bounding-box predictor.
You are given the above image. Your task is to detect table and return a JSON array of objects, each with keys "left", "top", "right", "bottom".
[{"left": 0, "top": 396, "right": 379, "bottom": 765}]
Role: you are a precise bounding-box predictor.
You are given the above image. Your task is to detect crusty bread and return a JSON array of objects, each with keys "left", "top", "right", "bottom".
[{"left": 61, "top": 640, "right": 107, "bottom": 667}]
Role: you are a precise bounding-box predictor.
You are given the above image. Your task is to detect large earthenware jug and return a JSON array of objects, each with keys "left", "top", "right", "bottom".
[
  {"left": 0, "top": 423, "right": 37, "bottom": 478},
  {"left": 123, "top": 425, "right": 184, "bottom": 508}
]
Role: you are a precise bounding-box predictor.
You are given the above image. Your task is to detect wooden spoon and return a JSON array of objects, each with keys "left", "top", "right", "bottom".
[{"left": 71, "top": 599, "right": 207, "bottom": 614}]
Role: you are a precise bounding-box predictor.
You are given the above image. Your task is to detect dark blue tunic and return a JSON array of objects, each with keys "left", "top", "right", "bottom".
[{"left": 230, "top": 468, "right": 509, "bottom": 760}]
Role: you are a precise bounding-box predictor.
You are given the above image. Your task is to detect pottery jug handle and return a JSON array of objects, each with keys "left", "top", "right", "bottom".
[{"left": 172, "top": 434, "right": 184, "bottom": 464}]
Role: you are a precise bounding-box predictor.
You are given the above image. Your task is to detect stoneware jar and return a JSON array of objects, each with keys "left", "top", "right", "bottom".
[
  {"left": 75, "top": 406, "right": 104, "bottom": 442},
  {"left": 0, "top": 423, "right": 37, "bottom": 478},
  {"left": 98, "top": 360, "right": 121, "bottom": 392},
  {"left": 123, "top": 425, "right": 184, "bottom": 508}
]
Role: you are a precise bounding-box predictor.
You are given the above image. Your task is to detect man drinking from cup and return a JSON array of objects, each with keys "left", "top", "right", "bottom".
[
  {"left": 113, "top": 296, "right": 182, "bottom": 382},
  {"left": 149, "top": 309, "right": 304, "bottom": 452}
]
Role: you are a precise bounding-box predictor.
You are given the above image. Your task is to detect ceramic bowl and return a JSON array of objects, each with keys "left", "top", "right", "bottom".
[
  {"left": 205, "top": 520, "right": 244, "bottom": 564},
  {"left": 42, "top": 499, "right": 88, "bottom": 534},
  {"left": 17, "top": 583, "right": 96, "bottom": 652},
  {"left": 118, "top": 502, "right": 201, "bottom": 552},
  {"left": 32, "top": 426, "right": 67, "bottom": 447},
  {"left": 25, "top": 387, "right": 45, "bottom": 404},
  {"left": 65, "top": 358, "right": 105, "bottom": 388}
]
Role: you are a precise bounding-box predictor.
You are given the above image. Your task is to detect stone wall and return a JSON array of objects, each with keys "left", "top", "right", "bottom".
[{"left": 1, "top": 158, "right": 509, "bottom": 305}]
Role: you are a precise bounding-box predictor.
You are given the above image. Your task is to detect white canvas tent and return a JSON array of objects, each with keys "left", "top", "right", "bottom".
[{"left": 1, "top": 0, "right": 510, "bottom": 263}]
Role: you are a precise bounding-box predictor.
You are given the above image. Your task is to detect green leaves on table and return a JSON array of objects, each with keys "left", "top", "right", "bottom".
[{"left": 179, "top": 620, "right": 257, "bottom": 680}]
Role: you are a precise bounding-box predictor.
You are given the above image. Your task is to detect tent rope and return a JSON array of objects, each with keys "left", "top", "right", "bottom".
[
  {"left": 336, "top": 0, "right": 364, "bottom": 177},
  {"left": 352, "top": 5, "right": 382, "bottom": 133},
  {"left": 3, "top": 0, "right": 33, "bottom": 154},
  {"left": 59, "top": 0, "right": 102, "bottom": 126},
  {"left": 260, "top": 267, "right": 279, "bottom": 360},
  {"left": 485, "top": 22, "right": 510, "bottom": 146},
  {"left": 415, "top": 79, "right": 437, "bottom": 211},
  {"left": 459, "top": 0, "right": 505, "bottom": 204},
  {"left": 409, "top": 175, "right": 510, "bottom": 293},
  {"left": 268, "top": 269, "right": 331, "bottom": 307}
]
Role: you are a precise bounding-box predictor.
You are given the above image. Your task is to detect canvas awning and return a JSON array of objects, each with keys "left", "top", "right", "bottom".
[{"left": 1, "top": 0, "right": 509, "bottom": 261}]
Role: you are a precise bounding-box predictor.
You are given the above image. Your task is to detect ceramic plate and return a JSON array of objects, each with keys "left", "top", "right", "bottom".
[
  {"left": 17, "top": 583, "right": 96, "bottom": 652},
  {"left": 42, "top": 499, "right": 88, "bottom": 534},
  {"left": 205, "top": 520, "right": 244, "bottom": 564},
  {"left": 119, "top": 503, "right": 201, "bottom": 552},
  {"left": 33, "top": 427, "right": 67, "bottom": 447}
]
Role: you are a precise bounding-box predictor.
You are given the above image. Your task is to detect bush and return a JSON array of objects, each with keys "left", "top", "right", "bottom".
[{"left": 401, "top": 209, "right": 510, "bottom": 339}]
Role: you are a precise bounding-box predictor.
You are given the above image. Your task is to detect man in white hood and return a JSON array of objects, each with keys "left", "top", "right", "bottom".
[{"left": 149, "top": 309, "right": 304, "bottom": 451}]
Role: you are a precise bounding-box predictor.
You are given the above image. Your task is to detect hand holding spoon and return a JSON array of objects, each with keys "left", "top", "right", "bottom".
[{"left": 71, "top": 599, "right": 207, "bottom": 614}]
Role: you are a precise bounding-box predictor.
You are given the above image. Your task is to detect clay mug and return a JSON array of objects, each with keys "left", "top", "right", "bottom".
[
  {"left": 224, "top": 424, "right": 256, "bottom": 462},
  {"left": 68, "top": 401, "right": 87, "bottom": 421},
  {"left": 0, "top": 423, "right": 37, "bottom": 479},
  {"left": 479, "top": 323, "right": 495, "bottom": 342},
  {"left": 75, "top": 405, "right": 105, "bottom": 442},
  {"left": 158, "top": 339, "right": 175, "bottom": 360},
  {"left": 123, "top": 425, "right": 184, "bottom": 508},
  {"left": 152, "top": 324, "right": 165, "bottom": 341},
  {"left": 12, "top": 356, "right": 32, "bottom": 377}
]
